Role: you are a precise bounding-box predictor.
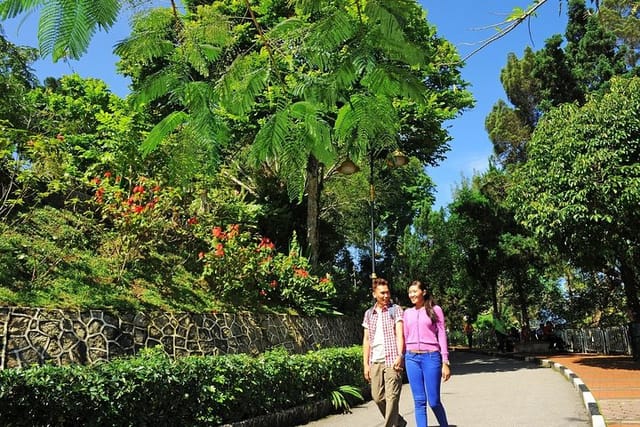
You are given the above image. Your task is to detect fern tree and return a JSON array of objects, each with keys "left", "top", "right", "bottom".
[{"left": 113, "top": 0, "right": 471, "bottom": 270}]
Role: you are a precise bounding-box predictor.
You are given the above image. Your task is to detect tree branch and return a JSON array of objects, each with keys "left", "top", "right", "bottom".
[{"left": 461, "top": 0, "right": 552, "bottom": 62}]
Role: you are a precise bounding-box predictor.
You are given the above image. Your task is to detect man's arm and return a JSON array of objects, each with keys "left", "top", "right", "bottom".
[
  {"left": 394, "top": 320, "right": 404, "bottom": 370},
  {"left": 362, "top": 328, "right": 371, "bottom": 382}
]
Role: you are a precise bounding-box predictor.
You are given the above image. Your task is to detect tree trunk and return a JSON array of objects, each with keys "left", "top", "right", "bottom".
[
  {"left": 517, "top": 279, "right": 530, "bottom": 339},
  {"left": 306, "top": 155, "right": 321, "bottom": 271},
  {"left": 490, "top": 278, "right": 499, "bottom": 316},
  {"left": 620, "top": 259, "right": 640, "bottom": 322}
]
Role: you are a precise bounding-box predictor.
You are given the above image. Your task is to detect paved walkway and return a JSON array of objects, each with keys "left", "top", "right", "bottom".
[
  {"left": 304, "top": 349, "right": 591, "bottom": 426},
  {"left": 541, "top": 353, "right": 640, "bottom": 427}
]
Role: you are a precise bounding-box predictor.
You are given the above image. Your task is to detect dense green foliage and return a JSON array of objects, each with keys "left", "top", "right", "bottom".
[
  {"left": 2, "top": 0, "right": 640, "bottom": 334},
  {"left": 449, "top": 0, "right": 640, "bottom": 330},
  {"left": 0, "top": 70, "right": 338, "bottom": 315},
  {"left": 0, "top": 345, "right": 365, "bottom": 426},
  {"left": 392, "top": 0, "right": 640, "bottom": 334},
  {"left": 114, "top": 0, "right": 472, "bottom": 269},
  {"left": 0, "top": 1, "right": 473, "bottom": 317},
  {"left": 509, "top": 76, "right": 640, "bottom": 324}
]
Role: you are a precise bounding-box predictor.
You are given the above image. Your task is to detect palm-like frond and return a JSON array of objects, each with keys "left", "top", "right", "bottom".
[
  {"left": 183, "top": 80, "right": 228, "bottom": 149},
  {"left": 289, "top": 101, "right": 334, "bottom": 165},
  {"left": 180, "top": 7, "right": 232, "bottom": 78},
  {"left": 39, "top": 0, "right": 94, "bottom": 60},
  {"left": 183, "top": 80, "right": 217, "bottom": 116},
  {"left": 330, "top": 384, "right": 364, "bottom": 413},
  {"left": 361, "top": 63, "right": 427, "bottom": 102},
  {"left": 131, "top": 67, "right": 184, "bottom": 106},
  {"left": 141, "top": 110, "right": 189, "bottom": 156},
  {"left": 266, "top": 16, "right": 306, "bottom": 41},
  {"left": 7, "top": 0, "right": 121, "bottom": 61},
  {"left": 365, "top": 0, "right": 405, "bottom": 43},
  {"left": 288, "top": 0, "right": 321, "bottom": 15},
  {"left": 113, "top": 8, "right": 175, "bottom": 67},
  {"left": 335, "top": 93, "right": 398, "bottom": 157},
  {"left": 85, "top": 0, "right": 117, "bottom": 29},
  {"left": 304, "top": 8, "right": 355, "bottom": 69},
  {"left": 251, "top": 99, "right": 290, "bottom": 164},
  {"left": 217, "top": 52, "right": 270, "bottom": 116},
  {"left": 0, "top": 0, "right": 45, "bottom": 19}
]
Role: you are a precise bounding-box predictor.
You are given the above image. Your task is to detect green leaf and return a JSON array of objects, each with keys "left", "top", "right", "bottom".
[
  {"left": 140, "top": 110, "right": 189, "bottom": 156},
  {"left": 0, "top": 0, "right": 45, "bottom": 19}
]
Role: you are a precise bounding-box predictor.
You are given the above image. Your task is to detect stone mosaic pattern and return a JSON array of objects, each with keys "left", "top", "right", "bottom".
[{"left": 0, "top": 307, "right": 362, "bottom": 369}]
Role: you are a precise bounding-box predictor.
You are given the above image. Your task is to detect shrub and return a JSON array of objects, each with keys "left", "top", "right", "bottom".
[
  {"left": 201, "top": 224, "right": 337, "bottom": 314},
  {"left": 0, "top": 346, "right": 365, "bottom": 426}
]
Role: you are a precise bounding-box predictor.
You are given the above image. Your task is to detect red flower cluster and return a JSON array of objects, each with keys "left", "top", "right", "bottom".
[
  {"left": 95, "top": 187, "right": 105, "bottom": 203},
  {"left": 212, "top": 226, "right": 225, "bottom": 239},
  {"left": 294, "top": 268, "right": 309, "bottom": 278},
  {"left": 91, "top": 176, "right": 164, "bottom": 218},
  {"left": 214, "top": 243, "right": 225, "bottom": 257},
  {"left": 258, "top": 237, "right": 275, "bottom": 251}
]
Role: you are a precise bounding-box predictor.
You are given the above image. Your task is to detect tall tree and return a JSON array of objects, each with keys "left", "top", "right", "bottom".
[
  {"left": 448, "top": 175, "right": 503, "bottom": 317},
  {"left": 564, "top": 0, "right": 628, "bottom": 95},
  {"left": 486, "top": 0, "right": 628, "bottom": 168},
  {"left": 598, "top": 0, "right": 640, "bottom": 67},
  {"left": 509, "top": 76, "right": 640, "bottom": 320},
  {"left": 114, "top": 0, "right": 471, "bottom": 271}
]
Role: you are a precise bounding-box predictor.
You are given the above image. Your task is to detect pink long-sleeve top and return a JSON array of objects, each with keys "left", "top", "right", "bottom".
[{"left": 403, "top": 305, "right": 449, "bottom": 363}]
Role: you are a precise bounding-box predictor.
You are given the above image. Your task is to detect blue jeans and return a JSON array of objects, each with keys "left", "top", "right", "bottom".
[{"left": 405, "top": 352, "right": 449, "bottom": 427}]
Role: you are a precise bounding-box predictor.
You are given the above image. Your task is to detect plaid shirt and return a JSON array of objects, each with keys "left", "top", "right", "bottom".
[{"left": 363, "top": 303, "right": 403, "bottom": 367}]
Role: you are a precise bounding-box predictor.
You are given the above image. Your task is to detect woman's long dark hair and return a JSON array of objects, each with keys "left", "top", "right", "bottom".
[{"left": 411, "top": 280, "right": 438, "bottom": 322}]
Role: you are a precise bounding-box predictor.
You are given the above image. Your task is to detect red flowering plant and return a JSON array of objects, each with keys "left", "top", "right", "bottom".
[
  {"left": 269, "top": 235, "right": 337, "bottom": 314},
  {"left": 89, "top": 173, "right": 190, "bottom": 271},
  {"left": 201, "top": 225, "right": 336, "bottom": 314}
]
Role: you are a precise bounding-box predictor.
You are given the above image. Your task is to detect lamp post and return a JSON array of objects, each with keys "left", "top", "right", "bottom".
[
  {"left": 368, "top": 150, "right": 377, "bottom": 280},
  {"left": 337, "top": 149, "right": 409, "bottom": 282}
]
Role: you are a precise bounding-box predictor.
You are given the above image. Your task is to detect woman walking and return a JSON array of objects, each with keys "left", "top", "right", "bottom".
[{"left": 403, "top": 280, "right": 450, "bottom": 427}]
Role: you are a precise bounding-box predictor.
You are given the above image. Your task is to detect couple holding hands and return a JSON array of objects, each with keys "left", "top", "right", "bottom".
[{"left": 362, "top": 278, "right": 451, "bottom": 427}]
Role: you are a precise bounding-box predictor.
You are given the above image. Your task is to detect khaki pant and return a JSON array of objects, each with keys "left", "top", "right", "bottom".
[{"left": 370, "top": 362, "right": 403, "bottom": 427}]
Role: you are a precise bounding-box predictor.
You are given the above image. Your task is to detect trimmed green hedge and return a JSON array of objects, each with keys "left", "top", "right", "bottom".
[{"left": 0, "top": 346, "right": 365, "bottom": 426}]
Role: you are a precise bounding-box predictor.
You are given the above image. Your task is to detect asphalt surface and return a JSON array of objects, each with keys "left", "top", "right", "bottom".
[{"left": 303, "top": 350, "right": 590, "bottom": 427}]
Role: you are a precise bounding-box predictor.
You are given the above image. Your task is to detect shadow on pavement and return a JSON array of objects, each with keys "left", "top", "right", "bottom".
[{"left": 448, "top": 349, "right": 547, "bottom": 375}]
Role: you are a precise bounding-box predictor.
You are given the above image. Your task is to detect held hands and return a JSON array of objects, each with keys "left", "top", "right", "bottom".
[
  {"left": 441, "top": 363, "right": 451, "bottom": 382},
  {"left": 393, "top": 355, "right": 404, "bottom": 372}
]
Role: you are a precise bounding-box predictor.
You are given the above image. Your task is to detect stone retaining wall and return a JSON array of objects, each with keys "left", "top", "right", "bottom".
[{"left": 0, "top": 307, "right": 362, "bottom": 369}]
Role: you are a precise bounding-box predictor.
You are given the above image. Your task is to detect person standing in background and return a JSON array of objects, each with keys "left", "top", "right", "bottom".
[
  {"left": 362, "top": 278, "right": 407, "bottom": 427},
  {"left": 494, "top": 314, "right": 508, "bottom": 352},
  {"left": 463, "top": 316, "right": 474, "bottom": 349},
  {"left": 403, "top": 280, "right": 450, "bottom": 427}
]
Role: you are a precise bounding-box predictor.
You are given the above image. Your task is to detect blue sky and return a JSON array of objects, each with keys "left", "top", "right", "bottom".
[{"left": 2, "top": 0, "right": 568, "bottom": 209}]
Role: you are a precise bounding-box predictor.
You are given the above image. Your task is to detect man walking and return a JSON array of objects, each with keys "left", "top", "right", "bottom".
[{"left": 362, "top": 277, "right": 407, "bottom": 427}]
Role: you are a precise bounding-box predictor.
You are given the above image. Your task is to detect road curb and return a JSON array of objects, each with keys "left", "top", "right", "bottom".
[
  {"left": 539, "top": 358, "right": 606, "bottom": 427},
  {"left": 461, "top": 349, "right": 605, "bottom": 427}
]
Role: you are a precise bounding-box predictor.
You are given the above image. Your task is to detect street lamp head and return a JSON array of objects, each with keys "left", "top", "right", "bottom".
[
  {"left": 336, "top": 158, "right": 360, "bottom": 175},
  {"left": 390, "top": 149, "right": 409, "bottom": 167}
]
